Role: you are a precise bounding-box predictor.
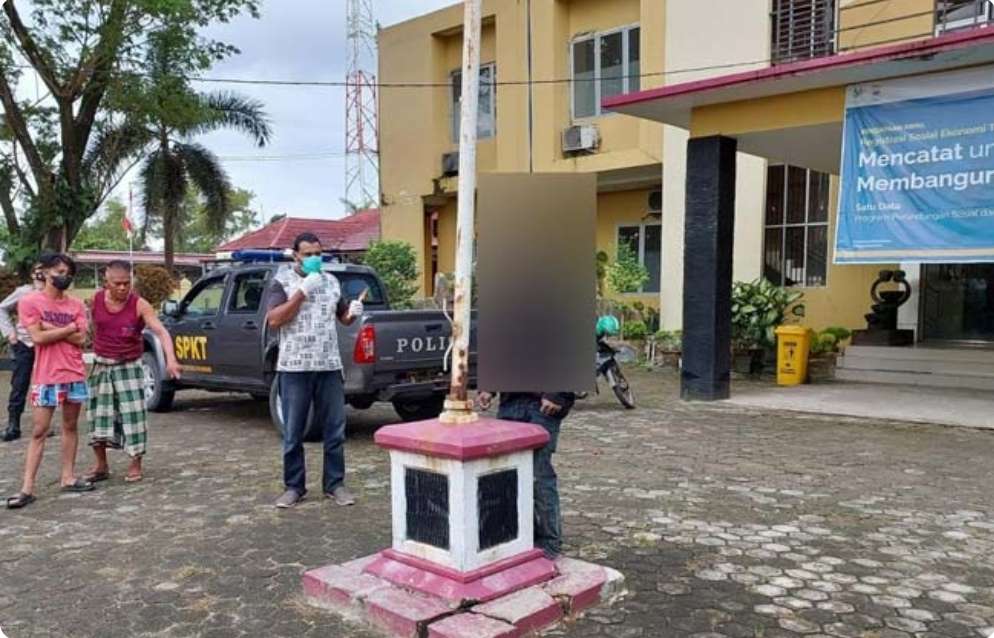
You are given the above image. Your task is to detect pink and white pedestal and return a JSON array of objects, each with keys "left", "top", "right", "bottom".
[{"left": 302, "top": 416, "right": 625, "bottom": 638}]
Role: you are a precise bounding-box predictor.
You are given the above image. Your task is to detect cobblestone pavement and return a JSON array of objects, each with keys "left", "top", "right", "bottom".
[{"left": 2, "top": 369, "right": 994, "bottom": 638}]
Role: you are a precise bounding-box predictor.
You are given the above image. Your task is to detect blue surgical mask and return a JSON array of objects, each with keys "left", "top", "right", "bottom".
[{"left": 301, "top": 255, "right": 323, "bottom": 275}]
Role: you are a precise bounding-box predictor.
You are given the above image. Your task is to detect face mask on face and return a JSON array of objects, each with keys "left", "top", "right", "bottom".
[
  {"left": 301, "top": 255, "right": 323, "bottom": 275},
  {"left": 51, "top": 274, "right": 73, "bottom": 291}
]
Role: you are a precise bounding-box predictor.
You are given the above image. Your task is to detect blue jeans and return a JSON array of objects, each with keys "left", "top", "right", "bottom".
[
  {"left": 497, "top": 396, "right": 562, "bottom": 557},
  {"left": 279, "top": 370, "right": 346, "bottom": 495}
]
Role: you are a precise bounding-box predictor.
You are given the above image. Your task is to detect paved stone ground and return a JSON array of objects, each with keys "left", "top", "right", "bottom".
[{"left": 2, "top": 369, "right": 994, "bottom": 638}]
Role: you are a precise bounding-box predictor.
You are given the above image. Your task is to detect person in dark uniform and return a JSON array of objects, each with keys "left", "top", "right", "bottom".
[{"left": 476, "top": 391, "right": 575, "bottom": 559}]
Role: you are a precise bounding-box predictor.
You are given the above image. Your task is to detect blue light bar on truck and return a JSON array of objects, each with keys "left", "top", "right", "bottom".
[{"left": 226, "top": 249, "right": 341, "bottom": 264}]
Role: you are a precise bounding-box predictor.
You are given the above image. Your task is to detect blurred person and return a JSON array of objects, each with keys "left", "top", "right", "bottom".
[
  {"left": 265, "top": 233, "right": 364, "bottom": 509},
  {"left": 476, "top": 390, "right": 575, "bottom": 560},
  {"left": 6, "top": 253, "right": 93, "bottom": 509},
  {"left": 84, "top": 261, "right": 181, "bottom": 484},
  {"left": 0, "top": 263, "right": 45, "bottom": 442}
]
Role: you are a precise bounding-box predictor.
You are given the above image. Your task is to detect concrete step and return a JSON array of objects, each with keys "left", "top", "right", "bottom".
[
  {"left": 837, "top": 345, "right": 994, "bottom": 390},
  {"left": 840, "top": 345, "right": 994, "bottom": 365},
  {"left": 835, "top": 367, "right": 994, "bottom": 392},
  {"left": 839, "top": 353, "right": 994, "bottom": 378}
]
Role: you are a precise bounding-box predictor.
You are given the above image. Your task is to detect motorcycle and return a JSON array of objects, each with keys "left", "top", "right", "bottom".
[{"left": 576, "top": 334, "right": 637, "bottom": 409}]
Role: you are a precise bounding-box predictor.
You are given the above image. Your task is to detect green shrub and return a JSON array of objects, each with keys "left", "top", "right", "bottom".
[
  {"left": 608, "top": 243, "right": 649, "bottom": 294},
  {"left": 731, "top": 279, "right": 805, "bottom": 351},
  {"left": 810, "top": 326, "right": 852, "bottom": 356},
  {"left": 653, "top": 329, "right": 682, "bottom": 351},
  {"left": 622, "top": 319, "right": 649, "bottom": 341},
  {"left": 364, "top": 240, "right": 420, "bottom": 309}
]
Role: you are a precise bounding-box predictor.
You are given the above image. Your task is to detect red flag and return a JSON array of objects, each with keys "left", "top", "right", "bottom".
[{"left": 122, "top": 214, "right": 134, "bottom": 236}]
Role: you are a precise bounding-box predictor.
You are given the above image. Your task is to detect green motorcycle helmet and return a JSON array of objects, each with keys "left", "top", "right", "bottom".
[{"left": 596, "top": 315, "right": 620, "bottom": 337}]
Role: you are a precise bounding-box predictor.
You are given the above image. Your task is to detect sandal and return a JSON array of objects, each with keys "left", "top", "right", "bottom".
[
  {"left": 6, "top": 493, "right": 36, "bottom": 509},
  {"left": 124, "top": 474, "right": 143, "bottom": 483},
  {"left": 60, "top": 479, "right": 95, "bottom": 493},
  {"left": 83, "top": 470, "right": 110, "bottom": 483}
]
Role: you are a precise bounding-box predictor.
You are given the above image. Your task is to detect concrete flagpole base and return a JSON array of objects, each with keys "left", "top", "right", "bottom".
[
  {"left": 302, "top": 416, "right": 626, "bottom": 637},
  {"left": 303, "top": 554, "right": 625, "bottom": 638}
]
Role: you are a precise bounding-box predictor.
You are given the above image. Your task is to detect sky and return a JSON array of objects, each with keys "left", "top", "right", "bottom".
[{"left": 179, "top": 0, "right": 458, "bottom": 223}]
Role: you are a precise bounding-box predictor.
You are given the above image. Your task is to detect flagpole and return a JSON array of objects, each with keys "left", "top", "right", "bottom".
[{"left": 128, "top": 184, "right": 135, "bottom": 278}]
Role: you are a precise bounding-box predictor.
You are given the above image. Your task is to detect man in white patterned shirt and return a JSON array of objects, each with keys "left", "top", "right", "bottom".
[{"left": 266, "top": 233, "right": 363, "bottom": 508}]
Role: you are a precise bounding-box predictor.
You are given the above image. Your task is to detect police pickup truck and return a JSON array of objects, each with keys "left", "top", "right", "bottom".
[{"left": 140, "top": 254, "right": 476, "bottom": 440}]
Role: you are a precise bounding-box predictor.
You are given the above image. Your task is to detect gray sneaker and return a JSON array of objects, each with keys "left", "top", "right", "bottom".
[
  {"left": 275, "top": 489, "right": 303, "bottom": 509},
  {"left": 327, "top": 485, "right": 356, "bottom": 506}
]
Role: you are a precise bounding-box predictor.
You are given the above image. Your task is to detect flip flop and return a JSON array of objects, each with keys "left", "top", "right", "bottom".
[
  {"left": 60, "top": 479, "right": 95, "bottom": 493},
  {"left": 6, "top": 493, "right": 36, "bottom": 509},
  {"left": 83, "top": 470, "right": 110, "bottom": 483},
  {"left": 124, "top": 474, "right": 143, "bottom": 483}
]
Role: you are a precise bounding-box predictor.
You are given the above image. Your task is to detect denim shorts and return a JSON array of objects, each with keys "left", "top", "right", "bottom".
[{"left": 31, "top": 381, "right": 90, "bottom": 408}]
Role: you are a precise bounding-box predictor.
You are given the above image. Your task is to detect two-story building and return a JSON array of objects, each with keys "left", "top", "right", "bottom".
[
  {"left": 380, "top": 1, "right": 994, "bottom": 395},
  {"left": 378, "top": 0, "right": 771, "bottom": 322},
  {"left": 606, "top": 0, "right": 994, "bottom": 397}
]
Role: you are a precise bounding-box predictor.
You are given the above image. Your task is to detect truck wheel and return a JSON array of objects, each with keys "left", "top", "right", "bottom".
[
  {"left": 142, "top": 351, "right": 175, "bottom": 413},
  {"left": 268, "top": 379, "right": 322, "bottom": 442},
  {"left": 392, "top": 395, "right": 445, "bottom": 423}
]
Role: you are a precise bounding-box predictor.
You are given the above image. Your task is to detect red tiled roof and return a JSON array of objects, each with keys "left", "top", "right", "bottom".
[
  {"left": 217, "top": 209, "right": 381, "bottom": 252},
  {"left": 71, "top": 250, "right": 211, "bottom": 268}
]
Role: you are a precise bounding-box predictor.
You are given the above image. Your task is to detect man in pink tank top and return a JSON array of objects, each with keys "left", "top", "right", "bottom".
[{"left": 85, "top": 260, "right": 180, "bottom": 483}]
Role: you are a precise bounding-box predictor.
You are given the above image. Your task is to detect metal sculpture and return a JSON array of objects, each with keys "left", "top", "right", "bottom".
[{"left": 852, "top": 270, "right": 915, "bottom": 346}]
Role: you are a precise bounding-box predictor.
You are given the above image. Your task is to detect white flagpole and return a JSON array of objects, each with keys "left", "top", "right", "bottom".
[
  {"left": 128, "top": 184, "right": 135, "bottom": 279},
  {"left": 441, "top": 0, "right": 482, "bottom": 423}
]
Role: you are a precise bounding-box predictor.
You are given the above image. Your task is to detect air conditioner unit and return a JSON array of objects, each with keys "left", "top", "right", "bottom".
[
  {"left": 562, "top": 124, "right": 599, "bottom": 154},
  {"left": 441, "top": 151, "right": 459, "bottom": 177},
  {"left": 647, "top": 190, "right": 663, "bottom": 215}
]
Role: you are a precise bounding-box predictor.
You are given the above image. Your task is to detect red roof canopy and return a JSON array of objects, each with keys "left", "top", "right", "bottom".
[{"left": 218, "top": 209, "right": 381, "bottom": 252}]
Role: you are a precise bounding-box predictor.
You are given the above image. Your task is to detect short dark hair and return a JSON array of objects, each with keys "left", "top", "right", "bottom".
[
  {"left": 293, "top": 232, "right": 322, "bottom": 252},
  {"left": 38, "top": 252, "right": 76, "bottom": 276},
  {"left": 105, "top": 260, "right": 131, "bottom": 273}
]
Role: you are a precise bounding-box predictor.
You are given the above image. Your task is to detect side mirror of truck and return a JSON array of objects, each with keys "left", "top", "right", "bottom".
[{"left": 162, "top": 300, "right": 180, "bottom": 318}]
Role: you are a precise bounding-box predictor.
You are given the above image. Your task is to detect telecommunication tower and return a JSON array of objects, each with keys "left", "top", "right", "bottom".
[{"left": 345, "top": 0, "right": 379, "bottom": 212}]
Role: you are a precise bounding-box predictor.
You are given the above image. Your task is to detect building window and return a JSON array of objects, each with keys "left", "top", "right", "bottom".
[
  {"left": 451, "top": 63, "right": 496, "bottom": 142},
  {"left": 771, "top": 0, "right": 836, "bottom": 64},
  {"left": 571, "top": 25, "right": 641, "bottom": 120},
  {"left": 936, "top": 0, "right": 993, "bottom": 34},
  {"left": 617, "top": 223, "right": 661, "bottom": 294},
  {"left": 764, "top": 165, "right": 829, "bottom": 288}
]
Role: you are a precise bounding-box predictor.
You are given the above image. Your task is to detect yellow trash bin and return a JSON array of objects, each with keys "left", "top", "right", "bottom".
[{"left": 775, "top": 325, "right": 812, "bottom": 386}]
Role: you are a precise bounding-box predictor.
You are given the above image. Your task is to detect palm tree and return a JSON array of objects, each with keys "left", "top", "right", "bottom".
[
  {"left": 139, "top": 91, "right": 271, "bottom": 270},
  {"left": 89, "top": 34, "right": 272, "bottom": 271}
]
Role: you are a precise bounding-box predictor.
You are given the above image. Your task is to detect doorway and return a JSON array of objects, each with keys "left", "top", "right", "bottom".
[{"left": 921, "top": 263, "right": 994, "bottom": 343}]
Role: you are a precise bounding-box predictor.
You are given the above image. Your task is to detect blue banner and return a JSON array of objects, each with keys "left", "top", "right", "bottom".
[{"left": 836, "top": 66, "right": 994, "bottom": 263}]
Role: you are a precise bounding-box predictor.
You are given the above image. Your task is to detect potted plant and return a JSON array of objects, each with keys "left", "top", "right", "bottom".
[
  {"left": 807, "top": 326, "right": 852, "bottom": 382},
  {"left": 622, "top": 319, "right": 649, "bottom": 360},
  {"left": 650, "top": 329, "right": 682, "bottom": 369},
  {"left": 731, "top": 279, "right": 805, "bottom": 376}
]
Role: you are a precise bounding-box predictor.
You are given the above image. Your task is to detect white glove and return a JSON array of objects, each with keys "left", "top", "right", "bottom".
[
  {"left": 348, "top": 299, "right": 364, "bottom": 318},
  {"left": 300, "top": 273, "right": 323, "bottom": 297}
]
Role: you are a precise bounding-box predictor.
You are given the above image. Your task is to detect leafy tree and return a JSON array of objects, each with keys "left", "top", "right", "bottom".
[
  {"left": 363, "top": 240, "right": 420, "bottom": 309},
  {"left": 608, "top": 242, "right": 649, "bottom": 295},
  {"left": 173, "top": 187, "right": 259, "bottom": 253},
  {"left": 0, "top": 0, "right": 260, "bottom": 266},
  {"left": 73, "top": 199, "right": 133, "bottom": 251}
]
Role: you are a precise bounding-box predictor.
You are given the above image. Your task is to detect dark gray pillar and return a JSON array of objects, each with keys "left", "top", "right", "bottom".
[{"left": 681, "top": 135, "right": 737, "bottom": 401}]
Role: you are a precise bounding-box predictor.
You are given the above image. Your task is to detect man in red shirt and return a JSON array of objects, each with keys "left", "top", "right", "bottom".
[
  {"left": 7, "top": 253, "right": 93, "bottom": 509},
  {"left": 85, "top": 261, "right": 180, "bottom": 483}
]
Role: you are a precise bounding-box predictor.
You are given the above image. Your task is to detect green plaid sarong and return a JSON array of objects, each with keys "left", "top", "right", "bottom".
[{"left": 88, "top": 356, "right": 148, "bottom": 458}]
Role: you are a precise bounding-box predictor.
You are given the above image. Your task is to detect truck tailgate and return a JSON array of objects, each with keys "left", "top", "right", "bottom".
[{"left": 366, "top": 310, "right": 477, "bottom": 375}]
